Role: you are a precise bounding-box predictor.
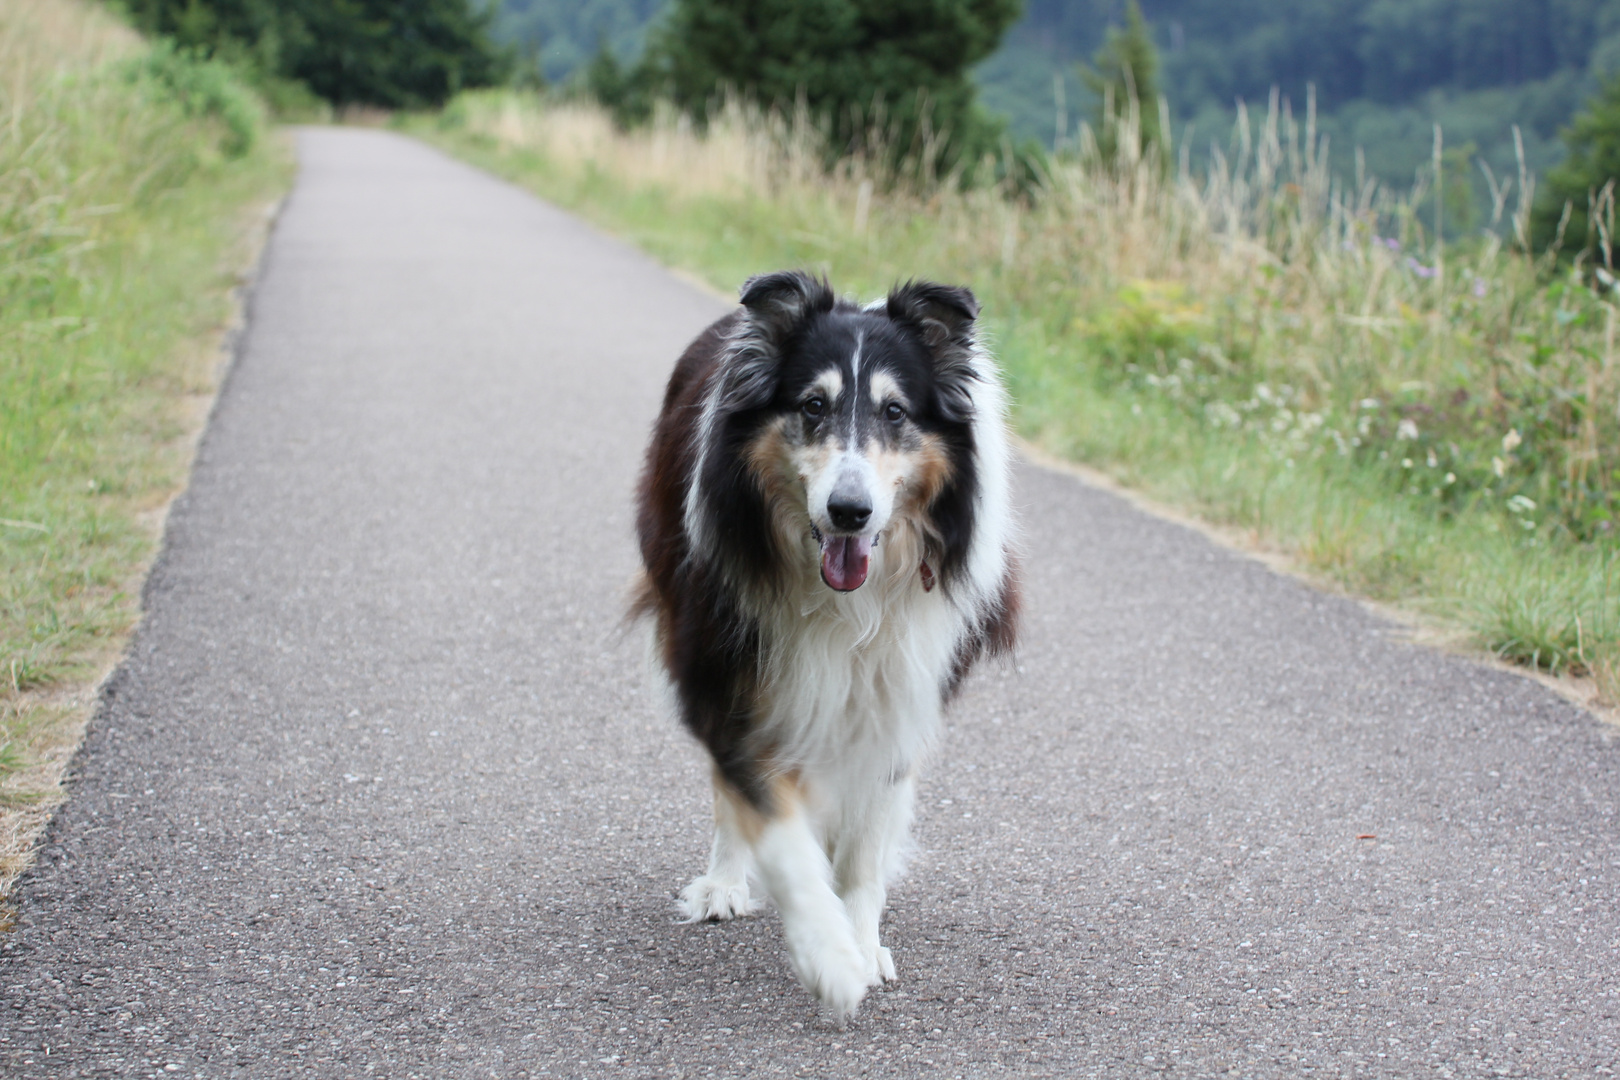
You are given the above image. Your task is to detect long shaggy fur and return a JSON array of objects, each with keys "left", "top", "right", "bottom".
[{"left": 633, "top": 270, "right": 1019, "bottom": 1017}]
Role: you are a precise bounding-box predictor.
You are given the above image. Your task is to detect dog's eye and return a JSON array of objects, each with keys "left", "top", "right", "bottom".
[
  {"left": 802, "top": 396, "right": 826, "bottom": 419},
  {"left": 884, "top": 402, "right": 906, "bottom": 423}
]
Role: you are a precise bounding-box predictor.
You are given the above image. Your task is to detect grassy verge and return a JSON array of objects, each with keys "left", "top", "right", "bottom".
[
  {"left": 407, "top": 90, "right": 1618, "bottom": 710},
  {"left": 0, "top": 0, "right": 292, "bottom": 900}
]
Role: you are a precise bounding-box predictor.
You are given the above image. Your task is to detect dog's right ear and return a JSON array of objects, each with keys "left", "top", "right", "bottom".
[
  {"left": 739, "top": 270, "right": 834, "bottom": 339},
  {"left": 722, "top": 271, "right": 834, "bottom": 411}
]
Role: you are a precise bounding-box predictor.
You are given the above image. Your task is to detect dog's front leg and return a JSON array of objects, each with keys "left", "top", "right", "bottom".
[
  {"left": 747, "top": 778, "right": 869, "bottom": 1018},
  {"left": 677, "top": 769, "right": 760, "bottom": 921},
  {"left": 831, "top": 771, "right": 914, "bottom": 986}
]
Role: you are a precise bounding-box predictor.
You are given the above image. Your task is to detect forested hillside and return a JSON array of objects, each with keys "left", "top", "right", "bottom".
[
  {"left": 124, "top": 0, "right": 509, "bottom": 107},
  {"left": 498, "top": 0, "right": 1618, "bottom": 194},
  {"left": 988, "top": 0, "right": 1619, "bottom": 201}
]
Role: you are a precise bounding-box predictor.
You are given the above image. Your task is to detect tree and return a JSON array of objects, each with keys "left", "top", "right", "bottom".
[
  {"left": 628, "top": 0, "right": 1023, "bottom": 173},
  {"left": 294, "top": 0, "right": 511, "bottom": 107},
  {"left": 585, "top": 43, "right": 657, "bottom": 127},
  {"left": 1531, "top": 74, "right": 1620, "bottom": 260},
  {"left": 122, "top": 0, "right": 511, "bottom": 109},
  {"left": 1078, "top": 0, "right": 1164, "bottom": 164},
  {"left": 1437, "top": 141, "right": 1480, "bottom": 238}
]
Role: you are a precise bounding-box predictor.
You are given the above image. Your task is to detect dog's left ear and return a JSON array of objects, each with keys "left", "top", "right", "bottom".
[
  {"left": 887, "top": 281, "right": 980, "bottom": 421},
  {"left": 887, "top": 281, "right": 978, "bottom": 348}
]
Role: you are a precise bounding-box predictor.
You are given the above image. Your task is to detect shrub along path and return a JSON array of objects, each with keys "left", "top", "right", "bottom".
[{"left": 2, "top": 127, "right": 1616, "bottom": 1077}]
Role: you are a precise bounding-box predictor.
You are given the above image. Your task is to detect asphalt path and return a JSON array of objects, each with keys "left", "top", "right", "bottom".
[{"left": 3, "top": 127, "right": 1618, "bottom": 1078}]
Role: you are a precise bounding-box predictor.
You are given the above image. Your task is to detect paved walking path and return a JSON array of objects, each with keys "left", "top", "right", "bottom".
[{"left": 2, "top": 127, "right": 1616, "bottom": 1078}]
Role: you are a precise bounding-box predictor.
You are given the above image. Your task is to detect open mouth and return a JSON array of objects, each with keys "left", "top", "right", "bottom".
[{"left": 815, "top": 528, "right": 873, "bottom": 592}]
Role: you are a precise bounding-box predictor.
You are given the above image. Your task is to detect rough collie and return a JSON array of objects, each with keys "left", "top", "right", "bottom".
[{"left": 633, "top": 271, "right": 1019, "bottom": 1017}]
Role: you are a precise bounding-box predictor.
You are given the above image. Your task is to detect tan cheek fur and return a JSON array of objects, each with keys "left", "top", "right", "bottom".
[
  {"left": 871, "top": 433, "right": 953, "bottom": 581},
  {"left": 868, "top": 433, "right": 952, "bottom": 519}
]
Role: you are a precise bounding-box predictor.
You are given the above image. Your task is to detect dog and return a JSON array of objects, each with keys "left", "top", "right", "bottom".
[{"left": 632, "top": 270, "right": 1019, "bottom": 1017}]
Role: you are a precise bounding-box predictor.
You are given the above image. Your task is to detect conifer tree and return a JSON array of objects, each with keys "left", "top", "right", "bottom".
[
  {"left": 630, "top": 0, "right": 1023, "bottom": 172},
  {"left": 1079, "top": 0, "right": 1163, "bottom": 165},
  {"left": 1532, "top": 75, "right": 1620, "bottom": 260}
]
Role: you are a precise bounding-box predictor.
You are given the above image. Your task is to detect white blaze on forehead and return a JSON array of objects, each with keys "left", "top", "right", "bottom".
[
  {"left": 869, "top": 370, "right": 905, "bottom": 407},
  {"left": 849, "top": 331, "right": 864, "bottom": 385}
]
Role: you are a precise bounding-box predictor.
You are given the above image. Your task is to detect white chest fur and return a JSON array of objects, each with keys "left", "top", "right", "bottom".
[{"left": 753, "top": 543, "right": 963, "bottom": 786}]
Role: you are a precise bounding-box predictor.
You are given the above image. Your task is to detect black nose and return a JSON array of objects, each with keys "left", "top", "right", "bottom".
[{"left": 827, "top": 492, "right": 872, "bottom": 532}]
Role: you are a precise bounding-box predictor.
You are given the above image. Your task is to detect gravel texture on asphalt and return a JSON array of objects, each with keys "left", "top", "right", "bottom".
[{"left": 3, "top": 127, "right": 1618, "bottom": 1079}]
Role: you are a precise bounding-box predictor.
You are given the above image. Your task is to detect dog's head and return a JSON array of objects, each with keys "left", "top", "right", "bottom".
[{"left": 710, "top": 270, "right": 982, "bottom": 594}]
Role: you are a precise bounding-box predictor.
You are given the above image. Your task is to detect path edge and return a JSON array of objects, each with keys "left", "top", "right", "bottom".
[
  {"left": 1017, "top": 437, "right": 1620, "bottom": 730},
  {"left": 0, "top": 181, "right": 291, "bottom": 910}
]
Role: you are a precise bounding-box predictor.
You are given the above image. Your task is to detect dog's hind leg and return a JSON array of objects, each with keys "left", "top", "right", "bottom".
[
  {"left": 677, "top": 769, "right": 760, "bottom": 921},
  {"left": 830, "top": 771, "right": 914, "bottom": 986}
]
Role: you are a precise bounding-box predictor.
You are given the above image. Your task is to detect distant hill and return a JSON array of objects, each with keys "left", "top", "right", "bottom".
[
  {"left": 987, "top": 0, "right": 1620, "bottom": 211},
  {"left": 497, "top": 0, "right": 1619, "bottom": 201},
  {"left": 496, "top": 0, "right": 665, "bottom": 84}
]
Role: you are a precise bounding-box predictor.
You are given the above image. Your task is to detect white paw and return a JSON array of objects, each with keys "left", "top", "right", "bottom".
[
  {"left": 786, "top": 929, "right": 869, "bottom": 1019},
  {"left": 677, "top": 876, "right": 759, "bottom": 922},
  {"left": 867, "top": 944, "right": 896, "bottom": 986}
]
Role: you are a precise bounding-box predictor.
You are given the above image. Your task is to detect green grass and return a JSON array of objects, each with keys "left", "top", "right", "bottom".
[
  {"left": 0, "top": 0, "right": 292, "bottom": 885},
  {"left": 406, "top": 90, "right": 1619, "bottom": 703}
]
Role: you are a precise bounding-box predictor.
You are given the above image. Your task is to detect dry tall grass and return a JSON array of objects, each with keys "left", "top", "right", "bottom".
[
  {"left": 0, "top": 0, "right": 138, "bottom": 77},
  {"left": 445, "top": 89, "right": 1612, "bottom": 533},
  {"left": 0, "top": 0, "right": 136, "bottom": 287},
  {"left": 430, "top": 87, "right": 1617, "bottom": 691}
]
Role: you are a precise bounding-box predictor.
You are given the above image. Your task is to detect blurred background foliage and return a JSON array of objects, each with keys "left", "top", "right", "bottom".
[
  {"left": 495, "top": 0, "right": 1620, "bottom": 225},
  {"left": 118, "top": 0, "right": 513, "bottom": 109},
  {"left": 82, "top": 0, "right": 1620, "bottom": 685},
  {"left": 112, "top": 0, "right": 1620, "bottom": 235},
  {"left": 583, "top": 0, "right": 1025, "bottom": 175}
]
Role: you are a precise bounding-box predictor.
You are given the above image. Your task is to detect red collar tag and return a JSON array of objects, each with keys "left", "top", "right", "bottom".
[{"left": 919, "top": 560, "right": 936, "bottom": 592}]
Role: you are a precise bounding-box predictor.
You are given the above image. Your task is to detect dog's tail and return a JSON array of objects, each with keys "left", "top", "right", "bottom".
[{"left": 622, "top": 568, "right": 658, "bottom": 628}]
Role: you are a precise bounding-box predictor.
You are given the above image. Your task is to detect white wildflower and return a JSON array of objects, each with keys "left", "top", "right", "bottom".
[
  {"left": 1502, "top": 429, "right": 1522, "bottom": 453},
  {"left": 1397, "top": 418, "right": 1420, "bottom": 440}
]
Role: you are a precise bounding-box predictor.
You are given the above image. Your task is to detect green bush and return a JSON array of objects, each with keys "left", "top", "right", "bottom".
[{"left": 122, "top": 41, "right": 264, "bottom": 157}]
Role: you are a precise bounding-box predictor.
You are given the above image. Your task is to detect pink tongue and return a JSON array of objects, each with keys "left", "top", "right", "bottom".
[{"left": 820, "top": 535, "right": 873, "bottom": 592}]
